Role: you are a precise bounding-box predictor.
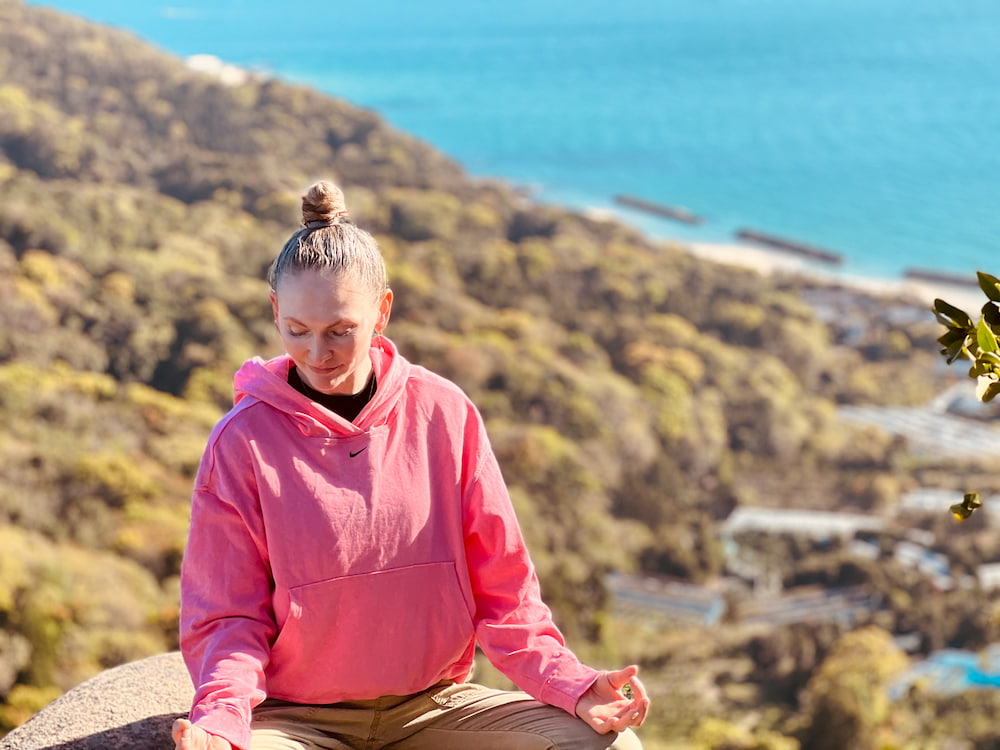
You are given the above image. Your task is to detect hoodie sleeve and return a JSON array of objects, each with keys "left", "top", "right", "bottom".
[
  {"left": 461, "top": 418, "right": 600, "bottom": 716},
  {"left": 179, "top": 436, "right": 276, "bottom": 750}
]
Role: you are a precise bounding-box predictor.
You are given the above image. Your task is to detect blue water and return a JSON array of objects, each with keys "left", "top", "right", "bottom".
[
  {"left": 29, "top": 0, "right": 1000, "bottom": 279},
  {"left": 892, "top": 647, "right": 1000, "bottom": 698}
]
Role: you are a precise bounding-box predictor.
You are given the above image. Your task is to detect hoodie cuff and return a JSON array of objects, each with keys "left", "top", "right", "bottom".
[
  {"left": 191, "top": 703, "right": 252, "bottom": 750},
  {"left": 539, "top": 661, "right": 602, "bottom": 716}
]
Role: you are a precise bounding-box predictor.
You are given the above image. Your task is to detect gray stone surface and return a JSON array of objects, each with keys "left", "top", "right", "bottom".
[{"left": 0, "top": 652, "right": 193, "bottom": 750}]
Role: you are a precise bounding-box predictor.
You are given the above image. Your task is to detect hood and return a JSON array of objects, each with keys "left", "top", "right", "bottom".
[{"left": 231, "top": 336, "right": 409, "bottom": 437}]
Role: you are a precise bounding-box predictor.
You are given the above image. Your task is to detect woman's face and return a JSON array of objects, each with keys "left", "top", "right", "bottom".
[{"left": 270, "top": 271, "right": 392, "bottom": 396}]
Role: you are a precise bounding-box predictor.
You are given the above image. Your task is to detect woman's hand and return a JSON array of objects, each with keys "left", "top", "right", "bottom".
[
  {"left": 171, "top": 719, "right": 233, "bottom": 750},
  {"left": 575, "top": 665, "right": 650, "bottom": 735}
]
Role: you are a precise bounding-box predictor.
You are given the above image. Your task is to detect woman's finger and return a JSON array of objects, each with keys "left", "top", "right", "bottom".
[{"left": 172, "top": 719, "right": 191, "bottom": 746}]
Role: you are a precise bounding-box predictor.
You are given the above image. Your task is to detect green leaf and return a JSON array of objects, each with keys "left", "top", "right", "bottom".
[
  {"left": 977, "top": 271, "right": 1000, "bottom": 302},
  {"left": 938, "top": 328, "right": 969, "bottom": 346},
  {"left": 943, "top": 340, "right": 969, "bottom": 364},
  {"left": 977, "top": 319, "right": 999, "bottom": 353},
  {"left": 984, "top": 301, "right": 1000, "bottom": 328},
  {"left": 950, "top": 492, "right": 982, "bottom": 521},
  {"left": 933, "top": 298, "right": 974, "bottom": 329},
  {"left": 970, "top": 361, "right": 992, "bottom": 377},
  {"left": 981, "top": 351, "right": 1000, "bottom": 366},
  {"left": 978, "top": 377, "right": 1000, "bottom": 403},
  {"left": 936, "top": 327, "right": 967, "bottom": 347}
]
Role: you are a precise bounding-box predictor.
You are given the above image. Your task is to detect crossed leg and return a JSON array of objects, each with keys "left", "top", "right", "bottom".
[{"left": 250, "top": 684, "right": 642, "bottom": 750}]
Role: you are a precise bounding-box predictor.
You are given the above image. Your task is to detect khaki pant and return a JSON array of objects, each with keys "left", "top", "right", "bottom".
[{"left": 251, "top": 682, "right": 643, "bottom": 750}]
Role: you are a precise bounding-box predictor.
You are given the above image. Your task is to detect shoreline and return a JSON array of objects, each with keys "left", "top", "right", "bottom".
[
  {"left": 580, "top": 200, "right": 989, "bottom": 315},
  {"left": 147, "top": 45, "right": 998, "bottom": 319},
  {"left": 680, "top": 240, "right": 988, "bottom": 314}
]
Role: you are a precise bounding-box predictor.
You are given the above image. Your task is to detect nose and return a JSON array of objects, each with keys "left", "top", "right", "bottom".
[{"left": 308, "top": 334, "right": 329, "bottom": 362}]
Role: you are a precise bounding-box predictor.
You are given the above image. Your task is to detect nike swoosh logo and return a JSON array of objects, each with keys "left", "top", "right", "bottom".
[{"left": 349, "top": 447, "right": 367, "bottom": 458}]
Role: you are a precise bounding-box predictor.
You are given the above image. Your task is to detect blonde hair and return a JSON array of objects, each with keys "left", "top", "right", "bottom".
[{"left": 267, "top": 181, "right": 387, "bottom": 298}]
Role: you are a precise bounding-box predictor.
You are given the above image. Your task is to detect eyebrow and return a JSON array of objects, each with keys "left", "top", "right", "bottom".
[{"left": 282, "top": 316, "right": 356, "bottom": 328}]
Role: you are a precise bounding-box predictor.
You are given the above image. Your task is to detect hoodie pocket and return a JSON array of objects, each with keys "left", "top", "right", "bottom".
[{"left": 267, "top": 561, "right": 475, "bottom": 700}]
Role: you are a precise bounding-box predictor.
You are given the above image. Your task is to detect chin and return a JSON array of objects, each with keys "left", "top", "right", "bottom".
[{"left": 312, "top": 379, "right": 344, "bottom": 395}]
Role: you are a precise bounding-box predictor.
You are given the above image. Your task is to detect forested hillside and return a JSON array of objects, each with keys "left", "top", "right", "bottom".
[{"left": 3, "top": 0, "right": 998, "bottom": 745}]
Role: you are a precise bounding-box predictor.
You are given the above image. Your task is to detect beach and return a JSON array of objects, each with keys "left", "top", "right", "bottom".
[{"left": 682, "top": 239, "right": 988, "bottom": 315}]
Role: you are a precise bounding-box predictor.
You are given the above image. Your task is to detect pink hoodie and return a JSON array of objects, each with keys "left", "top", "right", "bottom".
[{"left": 180, "top": 338, "right": 600, "bottom": 749}]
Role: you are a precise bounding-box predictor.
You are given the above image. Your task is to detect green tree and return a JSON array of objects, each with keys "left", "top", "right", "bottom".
[{"left": 797, "top": 626, "right": 907, "bottom": 750}]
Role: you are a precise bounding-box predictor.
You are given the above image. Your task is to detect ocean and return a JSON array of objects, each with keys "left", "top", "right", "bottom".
[{"left": 27, "top": 0, "right": 1000, "bottom": 280}]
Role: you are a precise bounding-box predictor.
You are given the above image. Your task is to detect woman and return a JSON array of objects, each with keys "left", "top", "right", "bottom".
[{"left": 173, "top": 182, "right": 649, "bottom": 750}]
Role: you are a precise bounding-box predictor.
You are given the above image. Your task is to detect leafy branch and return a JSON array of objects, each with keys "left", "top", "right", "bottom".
[
  {"left": 934, "top": 271, "right": 1000, "bottom": 402},
  {"left": 933, "top": 271, "right": 1000, "bottom": 520}
]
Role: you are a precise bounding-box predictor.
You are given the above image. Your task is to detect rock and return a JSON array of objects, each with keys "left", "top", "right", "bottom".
[{"left": 0, "top": 652, "right": 193, "bottom": 750}]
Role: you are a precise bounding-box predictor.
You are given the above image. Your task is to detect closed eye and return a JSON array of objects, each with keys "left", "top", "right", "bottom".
[
  {"left": 282, "top": 318, "right": 358, "bottom": 339},
  {"left": 286, "top": 327, "right": 355, "bottom": 338}
]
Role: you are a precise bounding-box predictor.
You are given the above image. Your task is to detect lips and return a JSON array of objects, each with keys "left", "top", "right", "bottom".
[{"left": 306, "top": 360, "right": 343, "bottom": 378}]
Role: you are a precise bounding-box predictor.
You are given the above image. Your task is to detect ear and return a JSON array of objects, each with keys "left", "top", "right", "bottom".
[
  {"left": 376, "top": 288, "right": 394, "bottom": 333},
  {"left": 269, "top": 289, "right": 279, "bottom": 325}
]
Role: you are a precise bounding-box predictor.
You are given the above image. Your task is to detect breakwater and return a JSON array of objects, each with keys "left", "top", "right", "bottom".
[
  {"left": 904, "top": 267, "right": 980, "bottom": 287},
  {"left": 734, "top": 228, "right": 843, "bottom": 266},
  {"left": 613, "top": 194, "right": 704, "bottom": 225}
]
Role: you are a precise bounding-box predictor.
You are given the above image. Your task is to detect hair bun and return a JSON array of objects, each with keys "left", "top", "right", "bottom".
[{"left": 302, "top": 181, "right": 349, "bottom": 225}]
